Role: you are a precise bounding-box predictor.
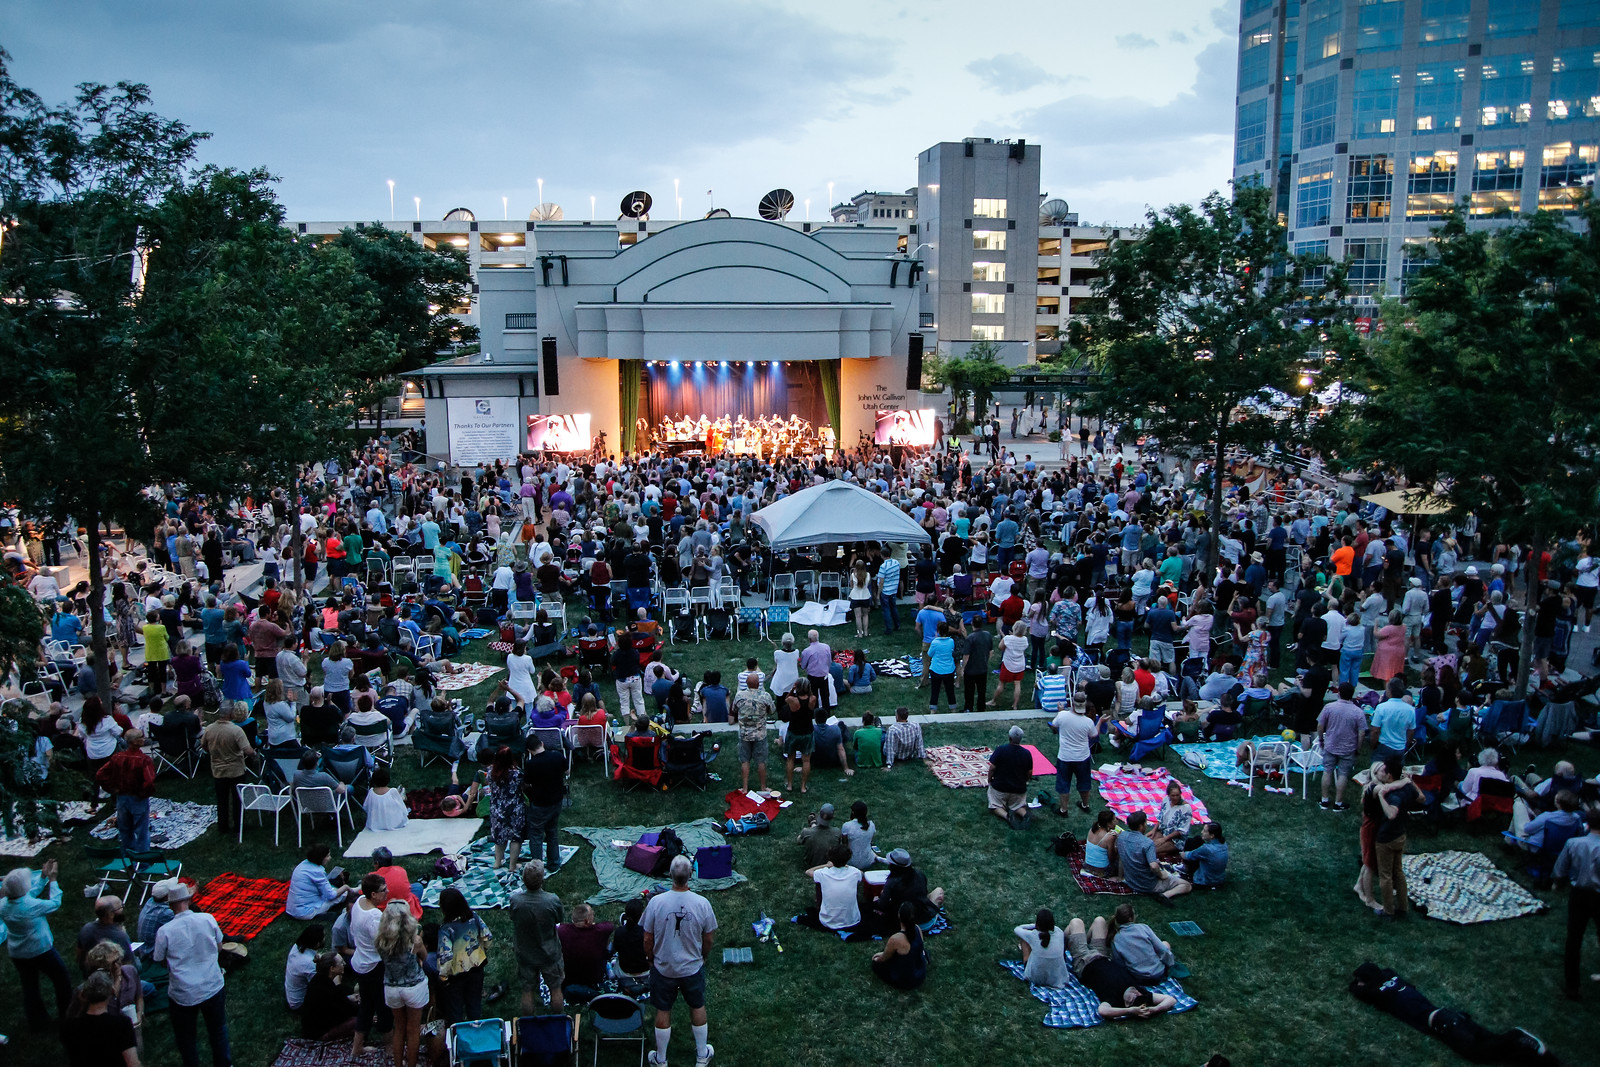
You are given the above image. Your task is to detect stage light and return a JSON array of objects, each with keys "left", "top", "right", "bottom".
[
  {"left": 695, "top": 361, "right": 703, "bottom": 368},
  {"left": 719, "top": 361, "right": 727, "bottom": 367}
]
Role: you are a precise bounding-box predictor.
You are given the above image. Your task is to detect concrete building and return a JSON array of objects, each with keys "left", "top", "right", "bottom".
[
  {"left": 830, "top": 189, "right": 918, "bottom": 223},
  {"left": 1233, "top": 0, "right": 1599, "bottom": 302}
]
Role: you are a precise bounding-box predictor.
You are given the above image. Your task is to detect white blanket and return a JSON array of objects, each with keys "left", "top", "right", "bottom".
[
  {"left": 344, "top": 817, "right": 484, "bottom": 859},
  {"left": 789, "top": 598, "right": 852, "bottom": 627}
]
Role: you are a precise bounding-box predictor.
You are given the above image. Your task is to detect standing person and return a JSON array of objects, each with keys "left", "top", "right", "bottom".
[
  {"left": 733, "top": 672, "right": 773, "bottom": 795},
  {"left": 96, "top": 729, "right": 156, "bottom": 853},
  {"left": 1317, "top": 682, "right": 1368, "bottom": 810},
  {"left": 152, "top": 882, "right": 229, "bottom": 1067},
  {"left": 1, "top": 861, "right": 70, "bottom": 1031},
  {"left": 486, "top": 746, "right": 527, "bottom": 873},
  {"left": 436, "top": 887, "right": 494, "bottom": 1025},
  {"left": 798, "top": 630, "right": 834, "bottom": 716},
  {"left": 1372, "top": 756, "right": 1420, "bottom": 921},
  {"left": 509, "top": 861, "right": 565, "bottom": 1015},
  {"left": 848, "top": 561, "right": 874, "bottom": 638},
  {"left": 876, "top": 551, "right": 901, "bottom": 634},
  {"left": 348, "top": 875, "right": 392, "bottom": 1060},
  {"left": 376, "top": 901, "right": 428, "bottom": 1067},
  {"left": 611, "top": 632, "right": 645, "bottom": 722},
  {"left": 960, "top": 616, "right": 993, "bottom": 715},
  {"left": 1049, "top": 695, "right": 1099, "bottom": 816},
  {"left": 1553, "top": 809, "right": 1600, "bottom": 1001},
  {"left": 925, "top": 622, "right": 957, "bottom": 714},
  {"left": 202, "top": 702, "right": 254, "bottom": 836},
  {"left": 992, "top": 621, "right": 1031, "bottom": 711},
  {"left": 61, "top": 970, "right": 140, "bottom": 1067},
  {"left": 641, "top": 855, "right": 717, "bottom": 1067},
  {"left": 141, "top": 611, "right": 171, "bottom": 694},
  {"left": 522, "top": 734, "right": 568, "bottom": 873}
]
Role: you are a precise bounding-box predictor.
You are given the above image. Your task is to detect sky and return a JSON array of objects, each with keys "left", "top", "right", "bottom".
[{"left": 2, "top": 0, "right": 1240, "bottom": 227}]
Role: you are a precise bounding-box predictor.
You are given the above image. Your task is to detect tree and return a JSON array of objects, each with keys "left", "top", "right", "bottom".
[
  {"left": 1080, "top": 184, "right": 1344, "bottom": 572},
  {"left": 1333, "top": 199, "right": 1600, "bottom": 696},
  {"left": 926, "top": 340, "right": 1010, "bottom": 431}
]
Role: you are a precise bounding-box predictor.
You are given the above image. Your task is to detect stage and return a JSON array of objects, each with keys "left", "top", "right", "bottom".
[{"left": 632, "top": 360, "right": 832, "bottom": 456}]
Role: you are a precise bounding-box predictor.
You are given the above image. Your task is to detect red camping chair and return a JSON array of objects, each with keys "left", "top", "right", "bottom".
[
  {"left": 612, "top": 735, "right": 664, "bottom": 791},
  {"left": 1465, "top": 777, "right": 1516, "bottom": 831}
]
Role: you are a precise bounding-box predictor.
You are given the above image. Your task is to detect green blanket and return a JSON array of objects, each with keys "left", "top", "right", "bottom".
[{"left": 564, "top": 819, "right": 747, "bottom": 905}]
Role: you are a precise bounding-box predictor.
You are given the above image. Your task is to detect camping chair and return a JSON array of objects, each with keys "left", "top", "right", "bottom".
[
  {"left": 462, "top": 575, "right": 487, "bottom": 609},
  {"left": 565, "top": 724, "right": 610, "bottom": 777},
  {"left": 475, "top": 714, "right": 528, "bottom": 761},
  {"left": 237, "top": 782, "right": 294, "bottom": 845},
  {"left": 83, "top": 841, "right": 138, "bottom": 899},
  {"left": 1246, "top": 740, "right": 1293, "bottom": 796},
  {"left": 514, "top": 1014, "right": 579, "bottom": 1066},
  {"left": 668, "top": 610, "right": 697, "bottom": 646},
  {"left": 126, "top": 848, "right": 183, "bottom": 906},
  {"left": 295, "top": 785, "right": 354, "bottom": 848},
  {"left": 1524, "top": 818, "right": 1584, "bottom": 888},
  {"left": 1479, "top": 699, "right": 1530, "bottom": 754},
  {"left": 736, "top": 605, "right": 763, "bottom": 640},
  {"left": 350, "top": 716, "right": 395, "bottom": 767},
  {"left": 661, "top": 733, "right": 718, "bottom": 792},
  {"left": 299, "top": 704, "right": 342, "bottom": 747},
  {"left": 698, "top": 608, "right": 732, "bottom": 642},
  {"left": 148, "top": 719, "right": 203, "bottom": 779},
  {"left": 448, "top": 1018, "right": 511, "bottom": 1067},
  {"left": 1464, "top": 777, "right": 1516, "bottom": 832},
  {"left": 764, "top": 605, "right": 791, "bottom": 637},
  {"left": 1407, "top": 773, "right": 1445, "bottom": 832},
  {"left": 414, "top": 709, "right": 464, "bottom": 769},
  {"left": 577, "top": 637, "right": 611, "bottom": 679},
  {"left": 769, "top": 573, "right": 797, "bottom": 606},
  {"left": 585, "top": 994, "right": 647, "bottom": 1067},
  {"left": 611, "top": 735, "right": 663, "bottom": 791},
  {"left": 319, "top": 747, "right": 373, "bottom": 798},
  {"left": 1126, "top": 707, "right": 1175, "bottom": 762},
  {"left": 261, "top": 748, "right": 306, "bottom": 791}
]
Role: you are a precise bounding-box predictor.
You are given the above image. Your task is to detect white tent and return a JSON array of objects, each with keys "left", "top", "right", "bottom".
[{"left": 749, "top": 480, "right": 931, "bottom": 550}]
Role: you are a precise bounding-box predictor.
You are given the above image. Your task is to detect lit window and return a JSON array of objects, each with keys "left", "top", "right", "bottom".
[
  {"left": 972, "top": 199, "right": 1008, "bottom": 218},
  {"left": 1300, "top": 77, "right": 1339, "bottom": 149},
  {"left": 1539, "top": 142, "right": 1599, "bottom": 211},
  {"left": 1413, "top": 62, "right": 1465, "bottom": 131},
  {"left": 1296, "top": 240, "right": 1330, "bottom": 290},
  {"left": 1548, "top": 49, "right": 1600, "bottom": 124},
  {"left": 972, "top": 261, "right": 1007, "bottom": 282},
  {"left": 970, "top": 325, "right": 1005, "bottom": 341},
  {"left": 1352, "top": 69, "right": 1400, "bottom": 136},
  {"left": 1480, "top": 56, "right": 1535, "bottom": 126},
  {"left": 1240, "top": 30, "right": 1273, "bottom": 90},
  {"left": 1295, "top": 163, "right": 1335, "bottom": 228},
  {"left": 971, "top": 293, "right": 1007, "bottom": 315},
  {"left": 1344, "top": 237, "right": 1390, "bottom": 296},
  {"left": 1357, "top": 0, "right": 1404, "bottom": 52},
  {"left": 972, "top": 230, "right": 1008, "bottom": 251},
  {"left": 1236, "top": 99, "right": 1270, "bottom": 164},
  {"left": 1471, "top": 149, "right": 1526, "bottom": 214},
  {"left": 1407, "top": 150, "right": 1459, "bottom": 218},
  {"left": 1304, "top": 0, "right": 1342, "bottom": 63},
  {"left": 1420, "top": 0, "right": 1471, "bottom": 44},
  {"left": 1347, "top": 155, "right": 1394, "bottom": 221}
]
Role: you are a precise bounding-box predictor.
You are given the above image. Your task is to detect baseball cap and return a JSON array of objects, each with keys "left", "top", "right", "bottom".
[{"left": 818, "top": 803, "right": 835, "bottom": 819}]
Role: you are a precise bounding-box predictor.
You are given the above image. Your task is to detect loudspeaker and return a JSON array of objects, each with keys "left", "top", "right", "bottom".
[
  {"left": 541, "top": 337, "right": 559, "bottom": 396},
  {"left": 906, "top": 332, "right": 923, "bottom": 393}
]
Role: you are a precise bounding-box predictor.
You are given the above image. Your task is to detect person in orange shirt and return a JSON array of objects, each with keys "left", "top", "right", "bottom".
[{"left": 1330, "top": 536, "right": 1356, "bottom": 579}]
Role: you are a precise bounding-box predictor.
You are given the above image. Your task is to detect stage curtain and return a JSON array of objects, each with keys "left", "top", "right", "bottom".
[
  {"left": 819, "top": 359, "right": 841, "bottom": 441},
  {"left": 642, "top": 363, "right": 791, "bottom": 423},
  {"left": 618, "top": 359, "right": 640, "bottom": 452}
]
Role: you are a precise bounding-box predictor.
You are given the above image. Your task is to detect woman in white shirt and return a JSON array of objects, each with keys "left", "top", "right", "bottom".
[
  {"left": 504, "top": 641, "right": 537, "bottom": 705},
  {"left": 77, "top": 696, "right": 122, "bottom": 802},
  {"left": 1015, "top": 908, "right": 1069, "bottom": 988},
  {"left": 285, "top": 925, "right": 323, "bottom": 1009},
  {"left": 362, "top": 767, "right": 409, "bottom": 831},
  {"left": 321, "top": 642, "right": 355, "bottom": 713},
  {"left": 263, "top": 678, "right": 299, "bottom": 747},
  {"left": 348, "top": 877, "right": 388, "bottom": 1059},
  {"left": 770, "top": 632, "right": 800, "bottom": 695},
  {"left": 993, "top": 621, "right": 1032, "bottom": 711},
  {"left": 840, "top": 801, "right": 879, "bottom": 870}
]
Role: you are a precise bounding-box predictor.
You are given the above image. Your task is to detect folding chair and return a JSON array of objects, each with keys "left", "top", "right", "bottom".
[
  {"left": 391, "top": 556, "right": 416, "bottom": 585},
  {"left": 1283, "top": 738, "right": 1322, "bottom": 799},
  {"left": 585, "top": 994, "right": 647, "bottom": 1067},
  {"left": 510, "top": 601, "right": 539, "bottom": 623},
  {"left": 718, "top": 575, "right": 738, "bottom": 608},
  {"left": 295, "top": 785, "right": 354, "bottom": 848},
  {"left": 126, "top": 849, "right": 183, "bottom": 906},
  {"left": 688, "top": 586, "right": 713, "bottom": 615},
  {"left": 818, "top": 572, "right": 842, "bottom": 601},
  {"left": 413, "top": 709, "right": 464, "bottom": 769},
  {"left": 514, "top": 1013, "right": 579, "bottom": 1066},
  {"left": 350, "top": 716, "right": 394, "bottom": 767},
  {"left": 794, "top": 569, "right": 818, "bottom": 601},
  {"left": 764, "top": 605, "right": 791, "bottom": 636},
  {"left": 662, "top": 587, "right": 690, "bottom": 620},
  {"left": 83, "top": 841, "right": 138, "bottom": 899},
  {"left": 543, "top": 599, "right": 567, "bottom": 631},
  {"left": 148, "top": 720, "right": 203, "bottom": 779},
  {"left": 1246, "top": 740, "right": 1293, "bottom": 797},
  {"left": 565, "top": 724, "right": 610, "bottom": 778},
  {"left": 1465, "top": 777, "right": 1516, "bottom": 832},
  {"left": 737, "top": 606, "right": 764, "bottom": 640},
  {"left": 531, "top": 727, "right": 567, "bottom": 760},
  {"left": 448, "top": 1017, "right": 511, "bottom": 1067},
  {"left": 769, "top": 573, "right": 797, "bottom": 606},
  {"left": 237, "top": 782, "right": 294, "bottom": 845},
  {"left": 611, "top": 735, "right": 663, "bottom": 791},
  {"left": 463, "top": 575, "right": 488, "bottom": 609},
  {"left": 661, "top": 733, "right": 718, "bottom": 791}
]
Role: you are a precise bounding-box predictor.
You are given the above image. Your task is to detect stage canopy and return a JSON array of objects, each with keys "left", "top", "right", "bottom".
[
  {"left": 749, "top": 480, "right": 931, "bottom": 550},
  {"left": 1363, "top": 489, "right": 1453, "bottom": 516}
]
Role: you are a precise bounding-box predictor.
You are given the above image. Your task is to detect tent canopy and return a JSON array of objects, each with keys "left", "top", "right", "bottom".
[
  {"left": 1363, "top": 489, "right": 1453, "bottom": 516},
  {"left": 749, "top": 480, "right": 931, "bottom": 551}
]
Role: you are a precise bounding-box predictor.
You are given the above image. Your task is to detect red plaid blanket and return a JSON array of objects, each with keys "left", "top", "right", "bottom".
[
  {"left": 193, "top": 873, "right": 291, "bottom": 941},
  {"left": 1065, "top": 843, "right": 1136, "bottom": 896},
  {"left": 406, "top": 787, "right": 450, "bottom": 820},
  {"left": 723, "top": 790, "right": 782, "bottom": 823},
  {"left": 1089, "top": 767, "right": 1209, "bottom": 824}
]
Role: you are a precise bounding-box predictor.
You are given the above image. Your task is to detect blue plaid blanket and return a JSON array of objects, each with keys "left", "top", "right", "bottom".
[
  {"left": 1173, "top": 735, "right": 1282, "bottom": 780},
  {"left": 999, "top": 960, "right": 1198, "bottom": 1028}
]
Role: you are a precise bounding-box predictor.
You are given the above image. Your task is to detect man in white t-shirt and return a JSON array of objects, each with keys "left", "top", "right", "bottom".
[
  {"left": 642, "top": 856, "right": 718, "bottom": 1067},
  {"left": 807, "top": 841, "right": 864, "bottom": 932},
  {"left": 1049, "top": 695, "right": 1100, "bottom": 816},
  {"left": 153, "top": 881, "right": 230, "bottom": 1067}
]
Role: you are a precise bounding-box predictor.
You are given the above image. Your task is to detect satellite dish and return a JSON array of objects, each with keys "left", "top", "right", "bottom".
[
  {"left": 528, "top": 203, "right": 565, "bottom": 221},
  {"left": 1040, "top": 198, "right": 1071, "bottom": 224},
  {"left": 442, "top": 207, "right": 475, "bottom": 222},
  {"left": 619, "top": 190, "right": 653, "bottom": 219},
  {"left": 704, "top": 208, "right": 732, "bottom": 219},
  {"left": 758, "top": 188, "right": 796, "bottom": 221}
]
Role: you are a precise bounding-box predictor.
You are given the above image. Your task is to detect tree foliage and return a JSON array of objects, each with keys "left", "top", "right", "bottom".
[{"left": 926, "top": 339, "right": 1010, "bottom": 430}]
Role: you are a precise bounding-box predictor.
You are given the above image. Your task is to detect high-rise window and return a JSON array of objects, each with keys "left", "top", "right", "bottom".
[
  {"left": 972, "top": 293, "right": 1007, "bottom": 315},
  {"left": 1558, "top": 0, "right": 1600, "bottom": 28},
  {"left": 972, "top": 261, "right": 1007, "bottom": 282},
  {"left": 1401, "top": 238, "right": 1438, "bottom": 294},
  {"left": 1471, "top": 149, "right": 1525, "bottom": 214},
  {"left": 1300, "top": 77, "right": 1340, "bottom": 149},
  {"left": 1344, "top": 238, "right": 1390, "bottom": 297},
  {"left": 970, "top": 324, "right": 1005, "bottom": 341},
  {"left": 1237, "top": 99, "right": 1270, "bottom": 164},
  {"left": 1305, "top": 0, "right": 1343, "bottom": 63},
  {"left": 1279, "top": 38, "right": 1300, "bottom": 154},
  {"left": 972, "top": 199, "right": 1008, "bottom": 218},
  {"left": 972, "top": 230, "right": 1007, "bottom": 251},
  {"left": 1353, "top": 69, "right": 1400, "bottom": 136},
  {"left": 1539, "top": 142, "right": 1600, "bottom": 211},
  {"left": 1244, "top": 0, "right": 1273, "bottom": 15},
  {"left": 1296, "top": 163, "right": 1335, "bottom": 228},
  {"left": 1296, "top": 240, "right": 1330, "bottom": 290},
  {"left": 1414, "top": 62, "right": 1465, "bottom": 131},
  {"left": 1549, "top": 49, "right": 1600, "bottom": 124},
  {"left": 1407, "top": 150, "right": 1459, "bottom": 218},
  {"left": 1357, "top": 0, "right": 1404, "bottom": 52},
  {"left": 1347, "top": 155, "right": 1394, "bottom": 221},
  {"left": 1240, "top": 29, "right": 1273, "bottom": 91},
  {"left": 1420, "top": 0, "right": 1471, "bottom": 43},
  {"left": 1480, "top": 56, "right": 1535, "bottom": 126},
  {"left": 1486, "top": 0, "right": 1541, "bottom": 37}
]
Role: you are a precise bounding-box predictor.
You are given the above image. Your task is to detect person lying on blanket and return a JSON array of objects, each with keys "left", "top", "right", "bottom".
[{"left": 1064, "top": 914, "right": 1179, "bottom": 1019}]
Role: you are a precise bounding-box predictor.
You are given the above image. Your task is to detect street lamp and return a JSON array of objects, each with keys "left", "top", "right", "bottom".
[
  {"left": 387, "top": 179, "right": 395, "bottom": 220},
  {"left": 414, "top": 196, "right": 421, "bottom": 221}
]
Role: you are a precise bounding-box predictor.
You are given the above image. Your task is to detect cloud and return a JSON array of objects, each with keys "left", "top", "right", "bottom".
[
  {"left": 1116, "top": 33, "right": 1159, "bottom": 50},
  {"left": 1210, "top": 2, "right": 1238, "bottom": 32},
  {"left": 1169, "top": 30, "right": 1190, "bottom": 43},
  {"left": 966, "top": 53, "right": 1060, "bottom": 95}
]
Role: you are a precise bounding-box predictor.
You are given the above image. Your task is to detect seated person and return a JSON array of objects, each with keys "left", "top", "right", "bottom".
[
  {"left": 293, "top": 751, "right": 348, "bottom": 797},
  {"left": 844, "top": 655, "right": 877, "bottom": 695},
  {"left": 1083, "top": 810, "right": 1120, "bottom": 878},
  {"left": 375, "top": 682, "right": 412, "bottom": 738},
  {"left": 646, "top": 662, "right": 680, "bottom": 712},
  {"left": 361, "top": 767, "right": 408, "bottom": 831},
  {"left": 1151, "top": 780, "right": 1194, "bottom": 860},
  {"left": 555, "top": 903, "right": 614, "bottom": 1000},
  {"left": 1197, "top": 663, "right": 1241, "bottom": 703},
  {"left": 1180, "top": 821, "right": 1229, "bottom": 886},
  {"left": 524, "top": 610, "right": 565, "bottom": 660},
  {"left": 570, "top": 670, "right": 604, "bottom": 713},
  {"left": 873, "top": 848, "right": 944, "bottom": 928},
  {"left": 804, "top": 840, "right": 864, "bottom": 933},
  {"left": 572, "top": 692, "right": 608, "bottom": 727},
  {"left": 287, "top": 843, "right": 350, "bottom": 920},
  {"left": 1115, "top": 812, "right": 1191, "bottom": 899},
  {"left": 528, "top": 694, "right": 568, "bottom": 732},
  {"left": 736, "top": 657, "right": 766, "bottom": 692},
  {"left": 810, "top": 711, "right": 853, "bottom": 777},
  {"left": 1064, "top": 914, "right": 1178, "bottom": 1019},
  {"left": 870, "top": 902, "right": 927, "bottom": 991},
  {"left": 346, "top": 693, "right": 392, "bottom": 742},
  {"left": 852, "top": 713, "right": 884, "bottom": 769},
  {"left": 325, "top": 724, "right": 376, "bottom": 773},
  {"left": 1459, "top": 748, "right": 1509, "bottom": 803},
  {"left": 1108, "top": 902, "right": 1175, "bottom": 984},
  {"left": 299, "top": 951, "right": 359, "bottom": 1041},
  {"left": 371, "top": 846, "right": 424, "bottom": 919},
  {"left": 1015, "top": 907, "right": 1069, "bottom": 988},
  {"left": 1515, "top": 760, "right": 1585, "bottom": 811},
  {"left": 1505, "top": 789, "right": 1584, "bottom": 853}
]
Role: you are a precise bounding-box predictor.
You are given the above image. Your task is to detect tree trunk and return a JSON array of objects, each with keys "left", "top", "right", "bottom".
[
  {"left": 1513, "top": 528, "right": 1541, "bottom": 698},
  {"left": 1207, "top": 426, "right": 1227, "bottom": 579},
  {"left": 85, "top": 511, "right": 113, "bottom": 709}
]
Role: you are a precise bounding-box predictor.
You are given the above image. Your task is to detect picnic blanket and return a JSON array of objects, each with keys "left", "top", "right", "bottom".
[
  {"left": 1402, "top": 850, "right": 1547, "bottom": 924},
  {"left": 344, "top": 818, "right": 484, "bottom": 859},
  {"left": 564, "top": 819, "right": 746, "bottom": 905},
  {"left": 193, "top": 873, "right": 291, "bottom": 940},
  {"left": 1064, "top": 842, "right": 1137, "bottom": 896},
  {"left": 487, "top": 641, "right": 514, "bottom": 654},
  {"left": 722, "top": 790, "right": 782, "bottom": 824},
  {"left": 0, "top": 831, "right": 57, "bottom": 857},
  {"left": 417, "top": 838, "right": 581, "bottom": 911},
  {"left": 790, "top": 599, "right": 851, "bottom": 627},
  {"left": 272, "top": 1038, "right": 394, "bottom": 1066},
  {"left": 89, "top": 798, "right": 217, "bottom": 850},
  {"left": 435, "top": 663, "right": 504, "bottom": 691},
  {"left": 999, "top": 959, "right": 1197, "bottom": 1028},
  {"left": 461, "top": 628, "right": 494, "bottom": 640},
  {"left": 928, "top": 746, "right": 993, "bottom": 788},
  {"left": 871, "top": 657, "right": 922, "bottom": 679},
  {"left": 1022, "top": 744, "right": 1055, "bottom": 777},
  {"left": 1091, "top": 767, "right": 1210, "bottom": 823},
  {"left": 1174, "top": 736, "right": 1282, "bottom": 780},
  {"left": 405, "top": 788, "right": 452, "bottom": 820}
]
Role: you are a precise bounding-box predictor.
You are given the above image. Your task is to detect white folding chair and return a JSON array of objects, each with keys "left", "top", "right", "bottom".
[
  {"left": 238, "top": 782, "right": 294, "bottom": 845},
  {"left": 295, "top": 785, "right": 353, "bottom": 848},
  {"left": 1247, "top": 740, "right": 1293, "bottom": 797},
  {"left": 794, "top": 569, "right": 819, "bottom": 601},
  {"left": 543, "top": 600, "right": 567, "bottom": 630},
  {"left": 509, "top": 601, "right": 538, "bottom": 623},
  {"left": 769, "top": 574, "right": 797, "bottom": 606},
  {"left": 391, "top": 555, "right": 416, "bottom": 584},
  {"left": 1284, "top": 738, "right": 1323, "bottom": 799},
  {"left": 818, "top": 572, "right": 842, "bottom": 601},
  {"left": 688, "top": 586, "right": 713, "bottom": 614},
  {"left": 718, "top": 575, "right": 738, "bottom": 609},
  {"left": 663, "top": 587, "right": 690, "bottom": 616}
]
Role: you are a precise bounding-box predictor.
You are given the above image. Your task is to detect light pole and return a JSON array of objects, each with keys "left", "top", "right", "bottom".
[
  {"left": 387, "top": 179, "right": 394, "bottom": 220},
  {"left": 537, "top": 178, "right": 543, "bottom": 207},
  {"left": 590, "top": 195, "right": 596, "bottom": 220},
  {"left": 677, "top": 197, "right": 683, "bottom": 220},
  {"left": 414, "top": 196, "right": 421, "bottom": 221},
  {"left": 502, "top": 196, "right": 508, "bottom": 220}
]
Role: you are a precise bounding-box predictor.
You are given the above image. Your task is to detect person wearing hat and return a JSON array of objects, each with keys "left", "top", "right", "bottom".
[
  {"left": 874, "top": 849, "right": 945, "bottom": 931},
  {"left": 797, "top": 804, "right": 842, "bottom": 869},
  {"left": 153, "top": 880, "right": 230, "bottom": 1067},
  {"left": 138, "top": 879, "right": 177, "bottom": 959},
  {"left": 1401, "top": 577, "right": 1430, "bottom": 661},
  {"left": 1244, "top": 551, "right": 1267, "bottom": 600}
]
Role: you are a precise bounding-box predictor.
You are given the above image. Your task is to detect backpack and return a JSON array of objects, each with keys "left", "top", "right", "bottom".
[
  {"left": 652, "top": 827, "right": 686, "bottom": 875},
  {"left": 433, "top": 855, "right": 461, "bottom": 879},
  {"left": 722, "top": 812, "right": 771, "bottom": 836},
  {"left": 1052, "top": 831, "right": 1079, "bottom": 858}
]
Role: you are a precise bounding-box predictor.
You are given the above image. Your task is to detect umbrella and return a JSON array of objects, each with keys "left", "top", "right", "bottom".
[{"left": 1362, "top": 489, "right": 1452, "bottom": 516}]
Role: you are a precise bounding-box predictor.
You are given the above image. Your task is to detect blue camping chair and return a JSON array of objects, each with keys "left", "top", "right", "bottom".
[
  {"left": 585, "top": 994, "right": 647, "bottom": 1067},
  {"left": 514, "top": 1013, "right": 578, "bottom": 1066},
  {"left": 1127, "top": 706, "right": 1175, "bottom": 762},
  {"left": 449, "top": 1018, "right": 511, "bottom": 1067}
]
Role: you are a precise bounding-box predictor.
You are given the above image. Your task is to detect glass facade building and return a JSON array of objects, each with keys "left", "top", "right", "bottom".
[{"left": 1233, "top": 0, "right": 1599, "bottom": 302}]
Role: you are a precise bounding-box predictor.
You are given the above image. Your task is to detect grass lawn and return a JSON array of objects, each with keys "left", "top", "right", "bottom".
[{"left": 9, "top": 619, "right": 1596, "bottom": 1067}]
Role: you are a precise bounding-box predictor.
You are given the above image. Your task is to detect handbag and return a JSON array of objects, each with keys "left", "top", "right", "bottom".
[{"left": 624, "top": 843, "right": 664, "bottom": 875}]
